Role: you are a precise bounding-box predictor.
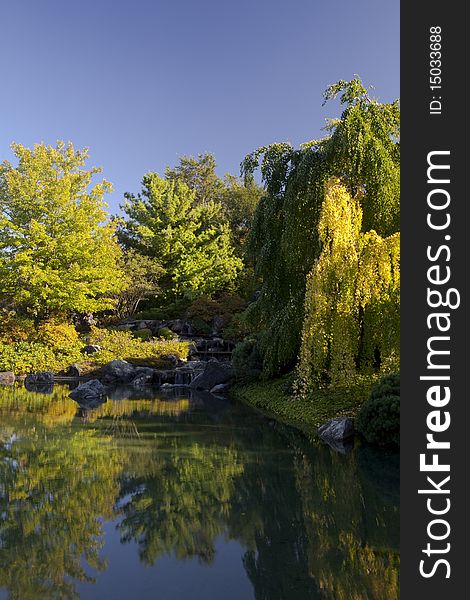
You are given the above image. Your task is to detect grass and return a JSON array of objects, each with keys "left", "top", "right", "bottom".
[{"left": 231, "top": 373, "right": 376, "bottom": 430}]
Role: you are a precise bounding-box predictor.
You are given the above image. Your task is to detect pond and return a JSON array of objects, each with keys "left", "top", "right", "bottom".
[{"left": 0, "top": 383, "right": 399, "bottom": 600}]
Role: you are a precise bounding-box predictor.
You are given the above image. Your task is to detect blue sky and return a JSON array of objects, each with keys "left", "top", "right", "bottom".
[{"left": 1, "top": 0, "right": 399, "bottom": 213}]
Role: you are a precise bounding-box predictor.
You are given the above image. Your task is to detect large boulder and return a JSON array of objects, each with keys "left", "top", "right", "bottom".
[
  {"left": 70, "top": 379, "right": 107, "bottom": 404},
  {"left": 101, "top": 359, "right": 136, "bottom": 383},
  {"left": 317, "top": 417, "right": 355, "bottom": 453},
  {"left": 0, "top": 371, "right": 15, "bottom": 385},
  {"left": 190, "top": 360, "right": 234, "bottom": 391}
]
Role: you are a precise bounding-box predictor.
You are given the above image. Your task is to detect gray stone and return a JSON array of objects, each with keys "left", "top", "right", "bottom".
[
  {"left": 70, "top": 379, "right": 106, "bottom": 402},
  {"left": 101, "top": 359, "right": 136, "bottom": 383},
  {"left": 83, "top": 344, "right": 101, "bottom": 355},
  {"left": 0, "top": 371, "right": 15, "bottom": 385},
  {"left": 131, "top": 367, "right": 156, "bottom": 388},
  {"left": 159, "top": 354, "right": 179, "bottom": 369},
  {"left": 25, "top": 372, "right": 54, "bottom": 386},
  {"left": 317, "top": 417, "right": 355, "bottom": 452},
  {"left": 67, "top": 363, "right": 82, "bottom": 378},
  {"left": 115, "top": 323, "right": 134, "bottom": 331},
  {"left": 190, "top": 361, "right": 234, "bottom": 391},
  {"left": 210, "top": 383, "right": 230, "bottom": 394}
]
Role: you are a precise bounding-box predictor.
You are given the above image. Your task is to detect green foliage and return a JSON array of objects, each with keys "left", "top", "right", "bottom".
[
  {"left": 165, "top": 152, "right": 225, "bottom": 207},
  {"left": 0, "top": 142, "right": 125, "bottom": 319},
  {"left": 356, "top": 374, "right": 400, "bottom": 446},
  {"left": 221, "top": 311, "right": 252, "bottom": 341},
  {"left": 186, "top": 293, "right": 247, "bottom": 335},
  {"left": 220, "top": 175, "right": 264, "bottom": 251},
  {"left": 233, "top": 374, "right": 374, "bottom": 428},
  {"left": 156, "top": 326, "right": 176, "bottom": 340},
  {"left": 132, "top": 328, "right": 152, "bottom": 341},
  {"left": 295, "top": 182, "right": 400, "bottom": 394},
  {"left": 118, "top": 173, "right": 242, "bottom": 300},
  {"left": 115, "top": 249, "right": 163, "bottom": 319},
  {"left": 242, "top": 78, "right": 400, "bottom": 377},
  {"left": 232, "top": 338, "right": 263, "bottom": 381},
  {"left": 0, "top": 318, "right": 84, "bottom": 373},
  {"left": 0, "top": 321, "right": 188, "bottom": 373},
  {"left": 0, "top": 340, "right": 82, "bottom": 374},
  {"left": 190, "top": 318, "right": 212, "bottom": 335},
  {"left": 0, "top": 311, "right": 36, "bottom": 342}
]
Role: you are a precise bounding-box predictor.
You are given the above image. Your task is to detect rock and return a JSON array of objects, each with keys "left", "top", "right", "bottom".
[
  {"left": 24, "top": 372, "right": 55, "bottom": 394},
  {"left": 101, "top": 359, "right": 136, "bottom": 383},
  {"left": 190, "top": 361, "right": 234, "bottom": 391},
  {"left": 210, "top": 383, "right": 230, "bottom": 394},
  {"left": 159, "top": 354, "right": 179, "bottom": 369},
  {"left": 0, "top": 371, "right": 15, "bottom": 385},
  {"left": 72, "top": 312, "right": 97, "bottom": 333},
  {"left": 131, "top": 367, "right": 156, "bottom": 388},
  {"left": 83, "top": 344, "right": 101, "bottom": 355},
  {"left": 67, "top": 363, "right": 82, "bottom": 378},
  {"left": 116, "top": 323, "right": 134, "bottom": 331},
  {"left": 70, "top": 379, "right": 107, "bottom": 405},
  {"left": 211, "top": 315, "right": 224, "bottom": 335},
  {"left": 25, "top": 372, "right": 54, "bottom": 385},
  {"left": 317, "top": 417, "right": 355, "bottom": 453}
]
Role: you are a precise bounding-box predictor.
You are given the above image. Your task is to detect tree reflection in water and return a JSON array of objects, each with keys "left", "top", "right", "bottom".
[{"left": 0, "top": 384, "right": 399, "bottom": 600}]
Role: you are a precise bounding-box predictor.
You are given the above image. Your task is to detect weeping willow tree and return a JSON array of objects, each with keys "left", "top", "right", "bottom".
[
  {"left": 242, "top": 78, "right": 400, "bottom": 377},
  {"left": 294, "top": 181, "right": 399, "bottom": 396}
]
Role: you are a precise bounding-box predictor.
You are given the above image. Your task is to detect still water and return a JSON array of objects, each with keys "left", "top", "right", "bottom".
[{"left": 0, "top": 384, "right": 399, "bottom": 600}]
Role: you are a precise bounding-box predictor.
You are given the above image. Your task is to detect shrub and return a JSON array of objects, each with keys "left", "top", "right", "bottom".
[
  {"left": 87, "top": 327, "right": 188, "bottom": 364},
  {"left": 190, "top": 319, "right": 212, "bottom": 335},
  {"left": 356, "top": 374, "right": 400, "bottom": 446},
  {"left": 0, "top": 341, "right": 81, "bottom": 374},
  {"left": 133, "top": 328, "right": 152, "bottom": 341},
  {"left": 156, "top": 327, "right": 176, "bottom": 340},
  {"left": 36, "top": 320, "right": 81, "bottom": 352},
  {"left": 232, "top": 338, "right": 263, "bottom": 381},
  {"left": 0, "top": 319, "right": 83, "bottom": 374},
  {"left": 0, "top": 312, "right": 36, "bottom": 343},
  {"left": 221, "top": 312, "right": 252, "bottom": 341}
]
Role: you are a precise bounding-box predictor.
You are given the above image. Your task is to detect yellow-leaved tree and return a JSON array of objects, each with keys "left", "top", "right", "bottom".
[
  {"left": 0, "top": 142, "right": 124, "bottom": 319},
  {"left": 295, "top": 180, "right": 400, "bottom": 395}
]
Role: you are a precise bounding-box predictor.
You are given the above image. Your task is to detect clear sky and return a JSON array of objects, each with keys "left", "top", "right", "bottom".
[{"left": 1, "top": 0, "right": 399, "bottom": 213}]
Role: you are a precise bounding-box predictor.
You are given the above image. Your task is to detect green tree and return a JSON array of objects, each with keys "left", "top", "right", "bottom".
[
  {"left": 242, "top": 78, "right": 400, "bottom": 377},
  {"left": 118, "top": 174, "right": 242, "bottom": 299},
  {"left": 0, "top": 142, "right": 124, "bottom": 320},
  {"left": 114, "top": 249, "right": 163, "bottom": 318},
  {"left": 220, "top": 174, "right": 264, "bottom": 252},
  {"left": 165, "top": 152, "right": 224, "bottom": 207}
]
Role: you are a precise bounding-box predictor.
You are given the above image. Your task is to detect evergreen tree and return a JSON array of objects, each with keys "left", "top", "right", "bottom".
[{"left": 118, "top": 173, "right": 242, "bottom": 299}]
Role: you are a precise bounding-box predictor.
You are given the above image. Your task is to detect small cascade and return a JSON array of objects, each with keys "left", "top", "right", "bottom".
[{"left": 174, "top": 369, "right": 192, "bottom": 386}]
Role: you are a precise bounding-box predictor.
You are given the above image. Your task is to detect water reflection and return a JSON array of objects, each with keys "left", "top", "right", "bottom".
[{"left": 0, "top": 384, "right": 399, "bottom": 599}]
